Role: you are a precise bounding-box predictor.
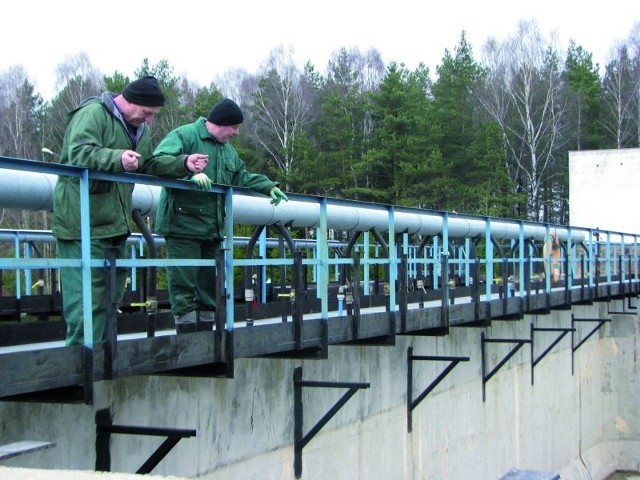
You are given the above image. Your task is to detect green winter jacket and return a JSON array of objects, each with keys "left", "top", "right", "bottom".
[
  {"left": 154, "top": 118, "right": 278, "bottom": 240},
  {"left": 52, "top": 92, "right": 189, "bottom": 240}
]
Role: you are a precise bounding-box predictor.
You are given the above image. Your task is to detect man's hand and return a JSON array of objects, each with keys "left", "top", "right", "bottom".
[
  {"left": 191, "top": 173, "right": 213, "bottom": 190},
  {"left": 185, "top": 154, "right": 208, "bottom": 173},
  {"left": 121, "top": 150, "right": 141, "bottom": 171},
  {"left": 270, "top": 187, "right": 288, "bottom": 206}
]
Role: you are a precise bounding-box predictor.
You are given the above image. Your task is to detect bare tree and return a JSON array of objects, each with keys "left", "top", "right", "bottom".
[
  {"left": 53, "top": 52, "right": 103, "bottom": 109},
  {"left": 625, "top": 21, "right": 640, "bottom": 146},
  {"left": 478, "top": 19, "right": 567, "bottom": 221},
  {"left": 601, "top": 42, "right": 638, "bottom": 148},
  {"left": 45, "top": 53, "right": 104, "bottom": 149},
  {"left": 248, "top": 45, "right": 313, "bottom": 188},
  {"left": 0, "top": 66, "right": 54, "bottom": 239},
  {"left": 215, "top": 68, "right": 254, "bottom": 106},
  {"left": 0, "top": 65, "right": 43, "bottom": 159}
]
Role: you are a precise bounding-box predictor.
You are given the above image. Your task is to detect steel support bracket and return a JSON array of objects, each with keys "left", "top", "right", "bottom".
[
  {"left": 571, "top": 314, "right": 611, "bottom": 374},
  {"left": 481, "top": 331, "right": 531, "bottom": 401},
  {"left": 293, "top": 366, "right": 369, "bottom": 478},
  {"left": 406, "top": 346, "right": 469, "bottom": 432},
  {"left": 530, "top": 323, "right": 574, "bottom": 384},
  {"left": 95, "top": 409, "right": 196, "bottom": 474}
]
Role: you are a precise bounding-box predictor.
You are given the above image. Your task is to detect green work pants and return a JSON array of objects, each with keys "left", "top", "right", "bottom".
[
  {"left": 166, "top": 237, "right": 220, "bottom": 318},
  {"left": 57, "top": 237, "right": 128, "bottom": 346}
]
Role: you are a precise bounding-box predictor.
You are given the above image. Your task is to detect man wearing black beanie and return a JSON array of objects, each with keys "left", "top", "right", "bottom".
[
  {"left": 122, "top": 75, "right": 166, "bottom": 106},
  {"left": 206, "top": 98, "right": 244, "bottom": 125},
  {"left": 52, "top": 76, "right": 209, "bottom": 346},
  {"left": 153, "top": 98, "right": 289, "bottom": 334}
]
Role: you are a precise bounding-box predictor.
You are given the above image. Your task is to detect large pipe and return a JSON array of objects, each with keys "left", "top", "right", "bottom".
[
  {"left": 0, "top": 170, "right": 161, "bottom": 216},
  {"left": 0, "top": 169, "right": 584, "bottom": 243}
]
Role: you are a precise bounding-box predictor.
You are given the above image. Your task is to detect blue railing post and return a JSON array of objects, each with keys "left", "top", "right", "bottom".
[
  {"left": 224, "top": 187, "right": 235, "bottom": 330},
  {"left": 485, "top": 218, "right": 493, "bottom": 300},
  {"left": 388, "top": 207, "right": 397, "bottom": 311},
  {"left": 79, "top": 169, "right": 94, "bottom": 348},
  {"left": 318, "top": 198, "right": 329, "bottom": 320}
]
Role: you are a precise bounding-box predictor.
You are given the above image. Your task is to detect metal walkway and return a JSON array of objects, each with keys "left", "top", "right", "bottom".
[{"left": 0, "top": 156, "right": 638, "bottom": 403}]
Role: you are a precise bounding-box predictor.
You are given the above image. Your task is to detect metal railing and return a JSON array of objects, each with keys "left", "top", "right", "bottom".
[{"left": 1, "top": 156, "right": 639, "bottom": 347}]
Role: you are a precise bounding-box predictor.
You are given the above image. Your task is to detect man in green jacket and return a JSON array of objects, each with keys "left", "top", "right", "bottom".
[
  {"left": 53, "top": 75, "right": 209, "bottom": 346},
  {"left": 153, "top": 98, "right": 288, "bottom": 333}
]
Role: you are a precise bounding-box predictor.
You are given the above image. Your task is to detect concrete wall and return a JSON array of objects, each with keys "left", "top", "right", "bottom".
[
  {"left": 1, "top": 302, "right": 639, "bottom": 479},
  {"left": 569, "top": 148, "right": 640, "bottom": 234}
]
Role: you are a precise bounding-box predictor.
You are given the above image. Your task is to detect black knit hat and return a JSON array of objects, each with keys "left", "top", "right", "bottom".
[
  {"left": 207, "top": 98, "right": 244, "bottom": 126},
  {"left": 122, "top": 75, "right": 165, "bottom": 107}
]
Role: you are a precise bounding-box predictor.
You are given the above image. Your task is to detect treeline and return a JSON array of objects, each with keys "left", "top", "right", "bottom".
[{"left": 1, "top": 20, "right": 640, "bottom": 232}]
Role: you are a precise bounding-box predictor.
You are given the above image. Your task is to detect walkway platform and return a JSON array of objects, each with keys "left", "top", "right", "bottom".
[{"left": 0, "top": 281, "right": 635, "bottom": 403}]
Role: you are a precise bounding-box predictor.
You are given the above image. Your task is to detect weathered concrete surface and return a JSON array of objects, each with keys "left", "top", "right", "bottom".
[
  {"left": 569, "top": 148, "right": 640, "bottom": 233},
  {"left": 0, "top": 466, "right": 189, "bottom": 479},
  {"left": 559, "top": 441, "right": 640, "bottom": 480},
  {"left": 0, "top": 301, "right": 638, "bottom": 479}
]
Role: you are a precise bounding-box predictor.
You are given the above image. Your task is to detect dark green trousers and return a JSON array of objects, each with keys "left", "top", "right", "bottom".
[
  {"left": 166, "top": 237, "right": 220, "bottom": 318},
  {"left": 57, "top": 237, "right": 128, "bottom": 346}
]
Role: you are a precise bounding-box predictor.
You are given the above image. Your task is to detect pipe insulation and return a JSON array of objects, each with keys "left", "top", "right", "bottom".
[{"left": 0, "top": 170, "right": 584, "bottom": 242}]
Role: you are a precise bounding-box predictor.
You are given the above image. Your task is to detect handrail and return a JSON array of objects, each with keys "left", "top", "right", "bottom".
[{"left": 1, "top": 156, "right": 639, "bottom": 348}]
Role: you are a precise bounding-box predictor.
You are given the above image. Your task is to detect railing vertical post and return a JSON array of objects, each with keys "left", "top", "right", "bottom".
[
  {"left": 104, "top": 247, "right": 119, "bottom": 380},
  {"left": 79, "top": 168, "right": 94, "bottom": 404},
  {"left": 388, "top": 207, "right": 397, "bottom": 313},
  {"left": 317, "top": 198, "right": 329, "bottom": 320},
  {"left": 223, "top": 187, "right": 235, "bottom": 331}
]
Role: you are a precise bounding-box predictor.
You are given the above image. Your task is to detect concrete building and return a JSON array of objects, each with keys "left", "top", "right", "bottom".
[{"left": 569, "top": 148, "right": 640, "bottom": 234}]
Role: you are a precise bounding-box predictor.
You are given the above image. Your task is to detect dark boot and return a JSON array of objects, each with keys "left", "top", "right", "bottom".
[
  {"left": 176, "top": 323, "right": 197, "bottom": 335},
  {"left": 196, "top": 321, "right": 214, "bottom": 332},
  {"left": 197, "top": 310, "right": 215, "bottom": 331},
  {"left": 175, "top": 311, "right": 197, "bottom": 334}
]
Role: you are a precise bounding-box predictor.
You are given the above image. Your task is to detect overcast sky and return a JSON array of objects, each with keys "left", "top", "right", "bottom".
[{"left": 2, "top": 0, "right": 637, "bottom": 100}]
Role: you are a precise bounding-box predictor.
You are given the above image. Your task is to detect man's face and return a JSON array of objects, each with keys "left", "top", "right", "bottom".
[
  {"left": 214, "top": 124, "right": 241, "bottom": 143},
  {"left": 126, "top": 104, "right": 161, "bottom": 127}
]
